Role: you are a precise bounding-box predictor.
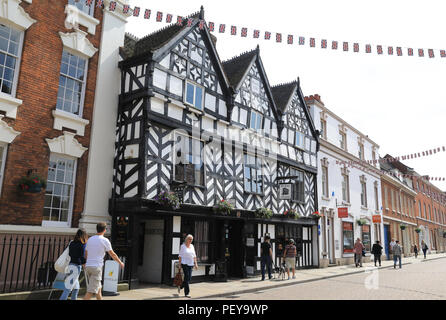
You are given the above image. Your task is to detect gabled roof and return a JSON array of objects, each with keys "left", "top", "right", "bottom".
[
  {"left": 271, "top": 81, "right": 298, "bottom": 115},
  {"left": 221, "top": 48, "right": 258, "bottom": 89},
  {"left": 271, "top": 79, "right": 320, "bottom": 146},
  {"left": 120, "top": 9, "right": 217, "bottom": 60}
]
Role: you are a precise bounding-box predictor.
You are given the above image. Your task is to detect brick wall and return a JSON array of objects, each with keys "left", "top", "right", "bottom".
[{"left": 0, "top": 0, "right": 104, "bottom": 226}]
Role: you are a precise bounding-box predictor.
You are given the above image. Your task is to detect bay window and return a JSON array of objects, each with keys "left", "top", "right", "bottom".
[
  {"left": 244, "top": 153, "right": 263, "bottom": 194},
  {"left": 174, "top": 133, "right": 204, "bottom": 186}
]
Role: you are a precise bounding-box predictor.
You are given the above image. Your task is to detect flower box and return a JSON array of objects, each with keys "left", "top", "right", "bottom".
[
  {"left": 255, "top": 207, "right": 273, "bottom": 219},
  {"left": 214, "top": 199, "right": 233, "bottom": 216},
  {"left": 154, "top": 190, "right": 180, "bottom": 210},
  {"left": 284, "top": 209, "right": 300, "bottom": 219}
]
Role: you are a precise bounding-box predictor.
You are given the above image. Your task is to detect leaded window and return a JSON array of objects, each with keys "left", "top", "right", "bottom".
[
  {"left": 174, "top": 134, "right": 204, "bottom": 186},
  {"left": 244, "top": 154, "right": 263, "bottom": 194},
  {"left": 290, "top": 167, "right": 304, "bottom": 202},
  {"left": 184, "top": 80, "right": 204, "bottom": 110},
  {"left": 56, "top": 50, "right": 87, "bottom": 116},
  {"left": 250, "top": 110, "right": 262, "bottom": 132},
  {"left": 43, "top": 155, "right": 76, "bottom": 225},
  {"left": 0, "top": 23, "right": 23, "bottom": 95}
]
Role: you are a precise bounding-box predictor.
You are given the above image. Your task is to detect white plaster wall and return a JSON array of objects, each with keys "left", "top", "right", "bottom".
[
  {"left": 80, "top": 8, "right": 128, "bottom": 234},
  {"left": 310, "top": 103, "right": 384, "bottom": 261}
]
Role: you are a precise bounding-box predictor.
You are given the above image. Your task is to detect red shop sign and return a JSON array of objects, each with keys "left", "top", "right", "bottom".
[
  {"left": 372, "top": 215, "right": 381, "bottom": 223},
  {"left": 338, "top": 207, "right": 349, "bottom": 218}
]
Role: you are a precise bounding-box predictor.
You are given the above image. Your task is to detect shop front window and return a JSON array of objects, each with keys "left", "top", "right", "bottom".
[
  {"left": 362, "top": 224, "right": 371, "bottom": 252},
  {"left": 343, "top": 222, "right": 354, "bottom": 253}
]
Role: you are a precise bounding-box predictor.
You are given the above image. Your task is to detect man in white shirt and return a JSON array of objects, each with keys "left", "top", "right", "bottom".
[{"left": 83, "top": 222, "right": 124, "bottom": 300}]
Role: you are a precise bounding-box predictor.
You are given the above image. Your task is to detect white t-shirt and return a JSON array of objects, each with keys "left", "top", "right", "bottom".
[
  {"left": 179, "top": 244, "right": 196, "bottom": 266},
  {"left": 85, "top": 235, "right": 112, "bottom": 268}
]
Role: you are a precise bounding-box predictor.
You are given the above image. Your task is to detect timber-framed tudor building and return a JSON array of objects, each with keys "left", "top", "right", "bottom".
[{"left": 112, "top": 9, "right": 320, "bottom": 285}]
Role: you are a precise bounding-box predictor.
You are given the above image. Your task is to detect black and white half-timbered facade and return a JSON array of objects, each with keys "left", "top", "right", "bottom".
[{"left": 111, "top": 8, "right": 320, "bottom": 286}]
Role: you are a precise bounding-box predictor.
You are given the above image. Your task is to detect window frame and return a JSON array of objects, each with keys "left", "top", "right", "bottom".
[
  {"left": 321, "top": 165, "right": 329, "bottom": 198},
  {"left": 184, "top": 80, "right": 205, "bottom": 111},
  {"left": 342, "top": 221, "right": 354, "bottom": 254},
  {"left": 339, "top": 131, "right": 347, "bottom": 150},
  {"left": 0, "top": 143, "right": 7, "bottom": 196},
  {"left": 249, "top": 110, "right": 263, "bottom": 132},
  {"left": 0, "top": 22, "right": 24, "bottom": 97},
  {"left": 320, "top": 119, "right": 327, "bottom": 140},
  {"left": 181, "top": 217, "right": 211, "bottom": 263},
  {"left": 360, "top": 179, "right": 367, "bottom": 208},
  {"left": 295, "top": 131, "right": 305, "bottom": 149},
  {"left": 243, "top": 152, "right": 263, "bottom": 195},
  {"left": 341, "top": 173, "right": 350, "bottom": 203},
  {"left": 374, "top": 183, "right": 379, "bottom": 211},
  {"left": 68, "top": 0, "right": 95, "bottom": 16},
  {"left": 42, "top": 153, "right": 77, "bottom": 228},
  {"left": 290, "top": 167, "right": 305, "bottom": 203},
  {"left": 173, "top": 132, "right": 205, "bottom": 188},
  {"left": 56, "top": 49, "right": 89, "bottom": 117}
]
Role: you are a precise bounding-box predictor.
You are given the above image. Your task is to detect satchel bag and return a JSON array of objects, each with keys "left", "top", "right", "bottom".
[{"left": 54, "top": 241, "right": 72, "bottom": 274}]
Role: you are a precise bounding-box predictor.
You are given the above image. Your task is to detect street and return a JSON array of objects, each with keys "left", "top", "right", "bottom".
[{"left": 208, "top": 258, "right": 446, "bottom": 300}]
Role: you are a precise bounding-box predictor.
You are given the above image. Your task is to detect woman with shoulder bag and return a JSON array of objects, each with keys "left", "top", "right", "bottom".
[{"left": 60, "top": 229, "right": 88, "bottom": 300}]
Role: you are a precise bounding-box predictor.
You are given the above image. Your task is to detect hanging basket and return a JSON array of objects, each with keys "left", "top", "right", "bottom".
[
  {"left": 214, "top": 199, "right": 234, "bottom": 216},
  {"left": 400, "top": 224, "right": 407, "bottom": 230},
  {"left": 415, "top": 228, "right": 421, "bottom": 233},
  {"left": 357, "top": 218, "right": 368, "bottom": 226},
  {"left": 255, "top": 207, "right": 273, "bottom": 219},
  {"left": 18, "top": 174, "right": 46, "bottom": 194}
]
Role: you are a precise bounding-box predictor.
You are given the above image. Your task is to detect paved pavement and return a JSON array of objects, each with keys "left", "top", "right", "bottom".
[
  {"left": 94, "top": 253, "right": 446, "bottom": 300},
  {"left": 211, "top": 256, "right": 446, "bottom": 300}
]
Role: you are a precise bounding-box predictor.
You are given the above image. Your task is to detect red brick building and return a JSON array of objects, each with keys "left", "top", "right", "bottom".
[
  {"left": 0, "top": 1, "right": 130, "bottom": 292},
  {"left": 411, "top": 173, "right": 446, "bottom": 253},
  {"left": 380, "top": 155, "right": 417, "bottom": 257},
  {"left": 380, "top": 154, "right": 446, "bottom": 257}
]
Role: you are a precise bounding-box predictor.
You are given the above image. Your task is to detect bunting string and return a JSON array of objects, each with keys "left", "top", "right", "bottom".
[{"left": 94, "top": 1, "right": 446, "bottom": 60}]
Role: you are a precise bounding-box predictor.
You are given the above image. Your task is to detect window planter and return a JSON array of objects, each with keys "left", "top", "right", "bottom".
[
  {"left": 356, "top": 218, "right": 368, "bottom": 226},
  {"left": 284, "top": 209, "right": 300, "bottom": 220},
  {"left": 255, "top": 207, "right": 273, "bottom": 219},
  {"left": 154, "top": 190, "right": 180, "bottom": 210},
  {"left": 310, "top": 211, "right": 322, "bottom": 219},
  {"left": 213, "top": 199, "right": 233, "bottom": 216}
]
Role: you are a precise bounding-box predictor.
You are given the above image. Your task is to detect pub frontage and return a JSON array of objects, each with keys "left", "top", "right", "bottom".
[{"left": 110, "top": 8, "right": 320, "bottom": 287}]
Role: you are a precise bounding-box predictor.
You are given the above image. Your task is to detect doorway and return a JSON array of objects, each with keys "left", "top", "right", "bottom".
[
  {"left": 217, "top": 220, "right": 244, "bottom": 278},
  {"left": 137, "top": 219, "right": 164, "bottom": 283},
  {"left": 384, "top": 224, "right": 390, "bottom": 259}
]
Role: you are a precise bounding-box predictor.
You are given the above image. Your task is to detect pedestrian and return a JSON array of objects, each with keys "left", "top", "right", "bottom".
[
  {"left": 371, "top": 240, "right": 383, "bottom": 267},
  {"left": 421, "top": 241, "right": 428, "bottom": 259},
  {"left": 178, "top": 234, "right": 198, "bottom": 298},
  {"left": 260, "top": 235, "right": 273, "bottom": 281},
  {"left": 283, "top": 239, "right": 297, "bottom": 280},
  {"left": 389, "top": 238, "right": 396, "bottom": 252},
  {"left": 83, "top": 222, "right": 125, "bottom": 300},
  {"left": 393, "top": 240, "right": 402, "bottom": 269},
  {"left": 60, "top": 229, "right": 88, "bottom": 300},
  {"left": 354, "top": 238, "right": 364, "bottom": 267},
  {"left": 413, "top": 244, "right": 418, "bottom": 259}
]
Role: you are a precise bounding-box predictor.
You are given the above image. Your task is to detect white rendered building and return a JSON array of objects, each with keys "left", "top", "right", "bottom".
[{"left": 306, "top": 95, "right": 384, "bottom": 266}]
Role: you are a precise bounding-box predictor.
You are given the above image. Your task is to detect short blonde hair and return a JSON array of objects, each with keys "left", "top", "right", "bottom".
[{"left": 185, "top": 234, "right": 194, "bottom": 241}]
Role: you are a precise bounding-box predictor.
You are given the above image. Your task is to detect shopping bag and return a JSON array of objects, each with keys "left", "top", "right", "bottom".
[
  {"left": 54, "top": 242, "right": 72, "bottom": 273},
  {"left": 173, "top": 271, "right": 183, "bottom": 287}
]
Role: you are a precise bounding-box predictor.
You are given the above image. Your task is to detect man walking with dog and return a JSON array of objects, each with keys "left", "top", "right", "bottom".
[{"left": 283, "top": 239, "right": 297, "bottom": 280}]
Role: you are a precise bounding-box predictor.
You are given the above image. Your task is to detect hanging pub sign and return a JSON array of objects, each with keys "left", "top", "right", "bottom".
[
  {"left": 279, "top": 183, "right": 292, "bottom": 200},
  {"left": 372, "top": 215, "right": 382, "bottom": 223},
  {"left": 338, "top": 207, "right": 348, "bottom": 218}
]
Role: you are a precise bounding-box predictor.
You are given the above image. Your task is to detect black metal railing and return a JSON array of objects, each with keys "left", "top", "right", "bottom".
[{"left": 0, "top": 234, "right": 131, "bottom": 294}]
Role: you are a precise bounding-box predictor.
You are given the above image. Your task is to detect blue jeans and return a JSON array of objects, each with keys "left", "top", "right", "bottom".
[
  {"left": 261, "top": 256, "right": 272, "bottom": 280},
  {"left": 393, "top": 255, "right": 402, "bottom": 268},
  {"left": 181, "top": 264, "right": 193, "bottom": 296},
  {"left": 59, "top": 264, "right": 81, "bottom": 300}
]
